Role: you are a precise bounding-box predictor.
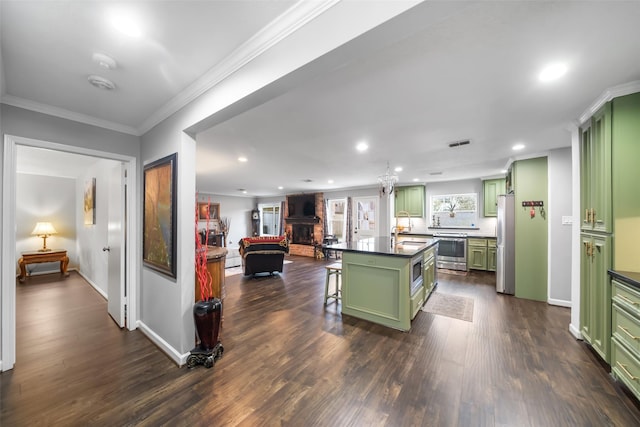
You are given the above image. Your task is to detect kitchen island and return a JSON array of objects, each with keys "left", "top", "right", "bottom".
[{"left": 325, "top": 237, "right": 438, "bottom": 331}]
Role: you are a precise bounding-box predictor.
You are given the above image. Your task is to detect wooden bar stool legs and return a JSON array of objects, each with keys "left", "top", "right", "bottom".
[{"left": 324, "top": 262, "right": 342, "bottom": 305}]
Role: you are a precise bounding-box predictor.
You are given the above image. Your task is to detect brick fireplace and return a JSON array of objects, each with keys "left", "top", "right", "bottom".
[{"left": 285, "top": 192, "right": 324, "bottom": 257}]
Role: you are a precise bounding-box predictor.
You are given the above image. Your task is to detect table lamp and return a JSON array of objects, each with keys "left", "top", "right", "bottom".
[{"left": 32, "top": 222, "right": 57, "bottom": 252}]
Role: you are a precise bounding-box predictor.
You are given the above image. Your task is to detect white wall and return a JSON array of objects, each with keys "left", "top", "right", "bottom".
[
  {"left": 16, "top": 173, "right": 77, "bottom": 273},
  {"left": 76, "top": 158, "right": 121, "bottom": 296},
  {"left": 547, "top": 148, "right": 573, "bottom": 305}
]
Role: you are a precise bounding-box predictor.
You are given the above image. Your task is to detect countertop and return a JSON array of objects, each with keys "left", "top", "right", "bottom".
[
  {"left": 398, "top": 232, "right": 497, "bottom": 239},
  {"left": 325, "top": 237, "right": 438, "bottom": 258},
  {"left": 609, "top": 270, "right": 640, "bottom": 290},
  {"left": 206, "top": 246, "right": 228, "bottom": 260}
]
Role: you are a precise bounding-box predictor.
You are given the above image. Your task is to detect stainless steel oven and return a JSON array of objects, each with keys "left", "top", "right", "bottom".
[{"left": 434, "top": 232, "right": 467, "bottom": 271}]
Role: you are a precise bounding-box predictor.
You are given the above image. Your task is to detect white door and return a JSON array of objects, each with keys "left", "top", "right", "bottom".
[
  {"left": 353, "top": 197, "right": 378, "bottom": 241},
  {"left": 106, "top": 164, "right": 125, "bottom": 327}
]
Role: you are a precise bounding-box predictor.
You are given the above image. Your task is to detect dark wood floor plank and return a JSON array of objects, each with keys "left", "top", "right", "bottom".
[{"left": 3, "top": 260, "right": 640, "bottom": 426}]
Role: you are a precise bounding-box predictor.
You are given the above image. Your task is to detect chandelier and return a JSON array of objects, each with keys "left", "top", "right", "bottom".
[{"left": 377, "top": 162, "right": 398, "bottom": 195}]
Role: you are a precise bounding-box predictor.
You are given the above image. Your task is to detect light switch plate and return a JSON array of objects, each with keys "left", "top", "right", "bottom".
[{"left": 562, "top": 216, "right": 573, "bottom": 225}]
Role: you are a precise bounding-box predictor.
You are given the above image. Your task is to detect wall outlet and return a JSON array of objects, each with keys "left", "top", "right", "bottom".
[{"left": 561, "top": 216, "right": 573, "bottom": 225}]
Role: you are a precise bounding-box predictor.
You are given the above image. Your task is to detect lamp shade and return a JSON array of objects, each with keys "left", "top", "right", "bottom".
[{"left": 31, "top": 222, "right": 57, "bottom": 236}]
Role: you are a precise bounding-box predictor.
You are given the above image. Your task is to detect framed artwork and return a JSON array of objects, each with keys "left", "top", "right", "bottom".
[
  {"left": 84, "top": 178, "right": 96, "bottom": 225},
  {"left": 143, "top": 153, "right": 177, "bottom": 278},
  {"left": 198, "top": 202, "right": 220, "bottom": 221}
]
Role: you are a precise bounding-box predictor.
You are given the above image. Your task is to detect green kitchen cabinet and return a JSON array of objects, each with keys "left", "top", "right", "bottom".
[
  {"left": 424, "top": 246, "right": 436, "bottom": 297},
  {"left": 468, "top": 238, "right": 488, "bottom": 271},
  {"left": 483, "top": 179, "right": 505, "bottom": 217},
  {"left": 395, "top": 185, "right": 425, "bottom": 218},
  {"left": 580, "top": 102, "right": 612, "bottom": 233},
  {"left": 487, "top": 239, "right": 497, "bottom": 271},
  {"left": 580, "top": 233, "right": 611, "bottom": 363}
]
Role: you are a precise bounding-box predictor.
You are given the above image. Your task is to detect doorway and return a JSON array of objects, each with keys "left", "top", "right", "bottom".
[{"left": 2, "top": 135, "right": 139, "bottom": 371}]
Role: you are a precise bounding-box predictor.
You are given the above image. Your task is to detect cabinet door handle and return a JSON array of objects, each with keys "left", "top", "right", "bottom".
[
  {"left": 584, "top": 209, "right": 590, "bottom": 224},
  {"left": 618, "top": 294, "right": 639, "bottom": 306},
  {"left": 618, "top": 325, "right": 640, "bottom": 340},
  {"left": 616, "top": 361, "right": 639, "bottom": 381},
  {"left": 591, "top": 208, "right": 596, "bottom": 225}
]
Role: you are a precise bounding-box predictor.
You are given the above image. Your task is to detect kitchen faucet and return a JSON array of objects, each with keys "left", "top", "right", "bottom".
[{"left": 393, "top": 210, "right": 412, "bottom": 246}]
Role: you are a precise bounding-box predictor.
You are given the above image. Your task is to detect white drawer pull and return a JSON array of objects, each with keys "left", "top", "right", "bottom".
[
  {"left": 617, "top": 325, "right": 640, "bottom": 340},
  {"left": 618, "top": 294, "right": 639, "bottom": 306},
  {"left": 617, "top": 361, "right": 639, "bottom": 381}
]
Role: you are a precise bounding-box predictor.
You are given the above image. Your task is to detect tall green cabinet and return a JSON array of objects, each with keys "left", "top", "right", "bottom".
[
  {"left": 483, "top": 178, "right": 506, "bottom": 217},
  {"left": 579, "top": 101, "right": 613, "bottom": 364}
]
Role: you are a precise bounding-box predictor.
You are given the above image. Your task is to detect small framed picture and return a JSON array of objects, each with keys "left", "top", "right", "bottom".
[{"left": 198, "top": 202, "right": 220, "bottom": 221}]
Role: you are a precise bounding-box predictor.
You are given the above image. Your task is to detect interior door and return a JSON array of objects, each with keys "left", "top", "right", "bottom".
[
  {"left": 353, "top": 197, "right": 378, "bottom": 241},
  {"left": 107, "top": 163, "right": 125, "bottom": 327}
]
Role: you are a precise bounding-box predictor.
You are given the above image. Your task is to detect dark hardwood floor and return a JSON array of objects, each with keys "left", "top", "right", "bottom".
[{"left": 2, "top": 257, "right": 640, "bottom": 426}]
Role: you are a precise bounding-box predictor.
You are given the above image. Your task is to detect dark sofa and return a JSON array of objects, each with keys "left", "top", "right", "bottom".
[{"left": 238, "top": 236, "right": 289, "bottom": 276}]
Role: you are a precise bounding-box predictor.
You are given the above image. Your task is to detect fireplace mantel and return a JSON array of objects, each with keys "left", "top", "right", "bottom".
[{"left": 284, "top": 217, "right": 320, "bottom": 224}]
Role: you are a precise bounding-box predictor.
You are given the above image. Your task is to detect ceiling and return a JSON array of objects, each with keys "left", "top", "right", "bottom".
[{"left": 3, "top": 1, "right": 640, "bottom": 197}]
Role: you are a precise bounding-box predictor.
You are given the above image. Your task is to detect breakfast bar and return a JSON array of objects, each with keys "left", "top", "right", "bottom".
[{"left": 326, "top": 237, "right": 438, "bottom": 331}]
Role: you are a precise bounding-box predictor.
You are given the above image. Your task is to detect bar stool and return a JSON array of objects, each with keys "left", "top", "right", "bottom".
[{"left": 324, "top": 261, "right": 342, "bottom": 305}]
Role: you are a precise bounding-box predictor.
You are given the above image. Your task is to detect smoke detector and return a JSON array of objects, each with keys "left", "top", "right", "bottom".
[
  {"left": 87, "top": 75, "right": 116, "bottom": 90},
  {"left": 92, "top": 53, "right": 117, "bottom": 70}
]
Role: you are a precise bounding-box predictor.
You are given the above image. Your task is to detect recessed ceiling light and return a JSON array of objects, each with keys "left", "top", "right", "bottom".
[
  {"left": 500, "top": 169, "right": 508, "bottom": 174},
  {"left": 356, "top": 142, "right": 368, "bottom": 152},
  {"left": 278, "top": 186, "right": 283, "bottom": 190},
  {"left": 87, "top": 75, "right": 116, "bottom": 90},
  {"left": 238, "top": 156, "right": 248, "bottom": 162},
  {"left": 512, "top": 143, "right": 525, "bottom": 151},
  {"left": 328, "top": 179, "right": 334, "bottom": 184},
  {"left": 109, "top": 9, "right": 143, "bottom": 38},
  {"left": 538, "top": 63, "right": 567, "bottom": 82},
  {"left": 242, "top": 190, "right": 247, "bottom": 194},
  {"left": 394, "top": 167, "right": 403, "bottom": 172},
  {"left": 412, "top": 178, "right": 419, "bottom": 182}
]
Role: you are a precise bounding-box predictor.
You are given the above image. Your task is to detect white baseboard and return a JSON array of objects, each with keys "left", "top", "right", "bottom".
[
  {"left": 136, "top": 320, "right": 189, "bottom": 367},
  {"left": 547, "top": 298, "right": 571, "bottom": 308},
  {"left": 569, "top": 323, "right": 582, "bottom": 340},
  {"left": 76, "top": 270, "right": 107, "bottom": 300}
]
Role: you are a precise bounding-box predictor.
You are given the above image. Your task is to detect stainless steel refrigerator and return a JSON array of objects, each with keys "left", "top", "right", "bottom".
[{"left": 496, "top": 194, "right": 515, "bottom": 294}]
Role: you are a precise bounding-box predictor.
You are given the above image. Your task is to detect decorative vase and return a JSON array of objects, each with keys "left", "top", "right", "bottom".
[
  {"left": 449, "top": 212, "right": 455, "bottom": 217},
  {"left": 193, "top": 298, "right": 222, "bottom": 351}
]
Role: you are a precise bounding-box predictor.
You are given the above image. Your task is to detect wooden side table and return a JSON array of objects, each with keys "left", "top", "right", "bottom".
[{"left": 18, "top": 249, "right": 70, "bottom": 283}]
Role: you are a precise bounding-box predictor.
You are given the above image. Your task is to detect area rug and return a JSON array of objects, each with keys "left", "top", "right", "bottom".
[
  {"left": 225, "top": 260, "right": 292, "bottom": 277},
  {"left": 422, "top": 292, "right": 474, "bottom": 322}
]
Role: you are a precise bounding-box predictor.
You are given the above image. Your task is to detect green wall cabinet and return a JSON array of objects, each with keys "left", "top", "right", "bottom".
[
  {"left": 395, "top": 185, "right": 425, "bottom": 218},
  {"left": 580, "top": 102, "right": 612, "bottom": 233},
  {"left": 483, "top": 179, "right": 506, "bottom": 217},
  {"left": 580, "top": 233, "right": 611, "bottom": 363}
]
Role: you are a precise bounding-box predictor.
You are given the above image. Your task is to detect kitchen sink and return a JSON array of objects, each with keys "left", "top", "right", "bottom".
[{"left": 397, "top": 241, "right": 427, "bottom": 246}]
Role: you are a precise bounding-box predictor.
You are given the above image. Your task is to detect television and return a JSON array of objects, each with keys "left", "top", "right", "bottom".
[{"left": 288, "top": 194, "right": 316, "bottom": 218}]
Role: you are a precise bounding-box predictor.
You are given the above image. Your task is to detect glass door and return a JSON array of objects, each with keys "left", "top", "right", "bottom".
[{"left": 353, "top": 196, "right": 378, "bottom": 241}]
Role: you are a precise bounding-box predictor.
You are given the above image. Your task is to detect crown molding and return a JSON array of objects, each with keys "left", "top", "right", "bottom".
[
  {"left": 138, "top": 0, "right": 340, "bottom": 135},
  {"left": 1, "top": 94, "right": 140, "bottom": 136},
  {"left": 578, "top": 80, "right": 640, "bottom": 125}
]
